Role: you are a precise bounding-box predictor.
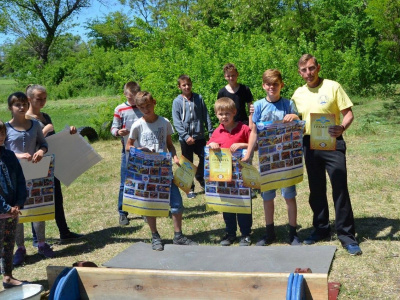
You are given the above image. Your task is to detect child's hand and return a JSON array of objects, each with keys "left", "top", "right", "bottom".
[
  {"left": 139, "top": 147, "right": 152, "bottom": 152},
  {"left": 70, "top": 126, "right": 77, "bottom": 134},
  {"left": 32, "top": 149, "right": 45, "bottom": 163},
  {"left": 173, "top": 155, "right": 180, "bottom": 166},
  {"left": 9, "top": 206, "right": 21, "bottom": 218},
  {"left": 249, "top": 104, "right": 255, "bottom": 114},
  {"left": 16, "top": 153, "right": 32, "bottom": 161},
  {"left": 230, "top": 143, "right": 246, "bottom": 153},
  {"left": 283, "top": 114, "right": 299, "bottom": 123},
  {"left": 241, "top": 155, "right": 250, "bottom": 163},
  {"left": 118, "top": 129, "right": 130, "bottom": 137},
  {"left": 208, "top": 142, "right": 220, "bottom": 150},
  {"left": 186, "top": 136, "right": 195, "bottom": 145}
]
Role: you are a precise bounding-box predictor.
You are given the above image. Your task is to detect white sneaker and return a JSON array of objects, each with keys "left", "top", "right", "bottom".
[{"left": 187, "top": 190, "right": 196, "bottom": 198}]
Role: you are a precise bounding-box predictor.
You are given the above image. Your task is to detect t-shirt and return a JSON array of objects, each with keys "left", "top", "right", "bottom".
[
  {"left": 129, "top": 116, "right": 174, "bottom": 152},
  {"left": 252, "top": 97, "right": 298, "bottom": 123},
  {"left": 217, "top": 84, "right": 253, "bottom": 123},
  {"left": 111, "top": 102, "right": 143, "bottom": 146},
  {"left": 207, "top": 122, "right": 250, "bottom": 148},
  {"left": 291, "top": 79, "right": 353, "bottom": 135}
]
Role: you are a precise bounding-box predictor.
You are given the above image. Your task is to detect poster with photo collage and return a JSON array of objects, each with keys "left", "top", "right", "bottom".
[
  {"left": 256, "top": 120, "right": 306, "bottom": 192},
  {"left": 19, "top": 155, "right": 55, "bottom": 223},
  {"left": 204, "top": 148, "right": 251, "bottom": 214},
  {"left": 122, "top": 148, "right": 173, "bottom": 217}
]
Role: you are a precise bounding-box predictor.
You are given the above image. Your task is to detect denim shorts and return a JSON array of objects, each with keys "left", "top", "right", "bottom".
[
  {"left": 170, "top": 182, "right": 184, "bottom": 214},
  {"left": 261, "top": 185, "right": 297, "bottom": 201}
]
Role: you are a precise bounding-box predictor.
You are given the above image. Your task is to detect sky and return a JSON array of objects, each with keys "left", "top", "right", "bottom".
[{"left": 0, "top": 0, "right": 129, "bottom": 44}]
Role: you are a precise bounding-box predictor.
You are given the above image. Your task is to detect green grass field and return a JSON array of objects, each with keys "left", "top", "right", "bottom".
[{"left": 1, "top": 91, "right": 400, "bottom": 299}]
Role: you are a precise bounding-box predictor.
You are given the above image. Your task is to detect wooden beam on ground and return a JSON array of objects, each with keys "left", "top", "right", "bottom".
[{"left": 47, "top": 266, "right": 328, "bottom": 299}]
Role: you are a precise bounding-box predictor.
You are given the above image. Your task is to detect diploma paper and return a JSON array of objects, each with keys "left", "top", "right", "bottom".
[
  {"left": 173, "top": 156, "right": 197, "bottom": 194},
  {"left": 19, "top": 155, "right": 51, "bottom": 180},
  {"left": 45, "top": 126, "right": 102, "bottom": 186},
  {"left": 239, "top": 161, "right": 261, "bottom": 189},
  {"left": 209, "top": 148, "right": 232, "bottom": 182},
  {"left": 310, "top": 113, "right": 336, "bottom": 150}
]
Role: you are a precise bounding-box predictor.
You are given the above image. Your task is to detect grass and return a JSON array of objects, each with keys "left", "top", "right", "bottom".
[{"left": 1, "top": 94, "right": 400, "bottom": 299}]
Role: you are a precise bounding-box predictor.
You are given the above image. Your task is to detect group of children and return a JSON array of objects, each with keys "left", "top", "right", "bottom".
[{"left": 112, "top": 63, "right": 301, "bottom": 251}]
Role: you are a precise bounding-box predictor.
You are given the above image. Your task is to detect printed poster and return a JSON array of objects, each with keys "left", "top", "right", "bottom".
[
  {"left": 209, "top": 148, "right": 232, "bottom": 182},
  {"left": 122, "top": 148, "right": 173, "bottom": 217},
  {"left": 19, "top": 155, "right": 55, "bottom": 223},
  {"left": 204, "top": 148, "right": 251, "bottom": 214},
  {"left": 310, "top": 113, "right": 336, "bottom": 150},
  {"left": 256, "top": 120, "right": 306, "bottom": 192},
  {"left": 173, "top": 156, "right": 197, "bottom": 194}
]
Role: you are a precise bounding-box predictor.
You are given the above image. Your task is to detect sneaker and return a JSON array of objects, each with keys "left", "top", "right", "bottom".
[
  {"left": 187, "top": 190, "right": 196, "bottom": 198},
  {"left": 32, "top": 240, "right": 38, "bottom": 248},
  {"left": 60, "top": 232, "right": 85, "bottom": 243},
  {"left": 303, "top": 230, "right": 330, "bottom": 245},
  {"left": 152, "top": 233, "right": 164, "bottom": 251},
  {"left": 173, "top": 235, "right": 198, "bottom": 246},
  {"left": 13, "top": 248, "right": 26, "bottom": 266},
  {"left": 255, "top": 234, "right": 276, "bottom": 246},
  {"left": 345, "top": 244, "right": 362, "bottom": 256},
  {"left": 220, "top": 234, "right": 236, "bottom": 246},
  {"left": 119, "top": 214, "right": 129, "bottom": 226},
  {"left": 290, "top": 235, "right": 302, "bottom": 246},
  {"left": 38, "top": 243, "right": 55, "bottom": 258},
  {"left": 239, "top": 236, "right": 252, "bottom": 246}
]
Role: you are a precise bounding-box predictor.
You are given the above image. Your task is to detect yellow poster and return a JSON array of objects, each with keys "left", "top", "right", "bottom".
[
  {"left": 239, "top": 161, "right": 261, "bottom": 189},
  {"left": 310, "top": 113, "right": 336, "bottom": 150},
  {"left": 173, "top": 156, "right": 197, "bottom": 194},
  {"left": 209, "top": 148, "right": 232, "bottom": 182}
]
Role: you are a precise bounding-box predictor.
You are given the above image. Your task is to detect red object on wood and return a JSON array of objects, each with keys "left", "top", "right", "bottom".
[
  {"left": 294, "top": 268, "right": 312, "bottom": 273},
  {"left": 328, "top": 282, "right": 341, "bottom": 300}
]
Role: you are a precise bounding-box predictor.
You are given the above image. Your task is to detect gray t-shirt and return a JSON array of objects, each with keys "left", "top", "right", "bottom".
[{"left": 129, "top": 116, "right": 174, "bottom": 152}]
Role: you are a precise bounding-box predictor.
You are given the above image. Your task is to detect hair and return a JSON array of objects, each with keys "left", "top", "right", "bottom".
[
  {"left": 214, "top": 97, "right": 236, "bottom": 114},
  {"left": 262, "top": 69, "right": 283, "bottom": 84},
  {"left": 124, "top": 82, "right": 141, "bottom": 95},
  {"left": 223, "top": 63, "right": 238, "bottom": 74},
  {"left": 298, "top": 54, "right": 318, "bottom": 68},
  {"left": 26, "top": 84, "right": 47, "bottom": 98},
  {"left": 7, "top": 92, "right": 29, "bottom": 109},
  {"left": 177, "top": 74, "right": 192, "bottom": 86},
  {"left": 135, "top": 91, "right": 155, "bottom": 106},
  {"left": 0, "top": 120, "right": 6, "bottom": 135}
]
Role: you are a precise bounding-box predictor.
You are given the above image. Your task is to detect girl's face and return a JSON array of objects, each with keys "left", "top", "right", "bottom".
[
  {"left": 29, "top": 90, "right": 47, "bottom": 110},
  {"left": 10, "top": 100, "right": 29, "bottom": 117}
]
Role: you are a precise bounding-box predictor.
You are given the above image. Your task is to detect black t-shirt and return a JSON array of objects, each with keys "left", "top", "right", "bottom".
[{"left": 217, "top": 84, "right": 253, "bottom": 124}]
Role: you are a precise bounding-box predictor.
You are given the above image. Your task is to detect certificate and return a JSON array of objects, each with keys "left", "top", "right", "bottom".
[
  {"left": 310, "top": 113, "right": 336, "bottom": 150},
  {"left": 239, "top": 161, "right": 261, "bottom": 189},
  {"left": 173, "top": 156, "right": 197, "bottom": 194},
  {"left": 209, "top": 148, "right": 232, "bottom": 182}
]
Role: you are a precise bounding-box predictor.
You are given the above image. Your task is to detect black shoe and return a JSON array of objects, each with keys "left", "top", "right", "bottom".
[
  {"left": 173, "top": 235, "right": 198, "bottom": 246},
  {"left": 152, "top": 233, "right": 164, "bottom": 251},
  {"left": 60, "top": 232, "right": 85, "bottom": 243},
  {"left": 255, "top": 234, "right": 276, "bottom": 246},
  {"left": 220, "top": 234, "right": 236, "bottom": 246},
  {"left": 303, "top": 231, "right": 330, "bottom": 245},
  {"left": 119, "top": 214, "right": 129, "bottom": 226},
  {"left": 289, "top": 225, "right": 302, "bottom": 246},
  {"left": 239, "top": 236, "right": 251, "bottom": 246}
]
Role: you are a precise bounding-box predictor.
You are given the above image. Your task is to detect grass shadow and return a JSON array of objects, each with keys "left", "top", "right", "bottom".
[{"left": 355, "top": 216, "right": 400, "bottom": 241}]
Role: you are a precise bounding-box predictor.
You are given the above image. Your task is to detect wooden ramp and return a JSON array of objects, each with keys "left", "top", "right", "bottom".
[{"left": 47, "top": 243, "right": 336, "bottom": 299}]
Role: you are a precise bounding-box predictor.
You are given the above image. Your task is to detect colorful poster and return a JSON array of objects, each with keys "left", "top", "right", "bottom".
[
  {"left": 256, "top": 120, "right": 306, "bottom": 192},
  {"left": 204, "top": 148, "right": 251, "bottom": 214},
  {"left": 122, "top": 148, "right": 173, "bottom": 217},
  {"left": 209, "top": 148, "right": 232, "bottom": 182},
  {"left": 19, "top": 155, "right": 55, "bottom": 223},
  {"left": 173, "top": 156, "right": 197, "bottom": 194},
  {"left": 239, "top": 161, "right": 261, "bottom": 189},
  {"left": 310, "top": 113, "right": 336, "bottom": 150}
]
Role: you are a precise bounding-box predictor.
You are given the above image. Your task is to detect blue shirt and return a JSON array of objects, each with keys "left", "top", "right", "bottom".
[{"left": 252, "top": 97, "right": 298, "bottom": 123}]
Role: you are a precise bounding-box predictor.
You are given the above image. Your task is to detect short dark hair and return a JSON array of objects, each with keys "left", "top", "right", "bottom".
[
  {"left": 298, "top": 54, "right": 319, "bottom": 68},
  {"left": 0, "top": 120, "right": 6, "bottom": 135},
  {"left": 177, "top": 74, "right": 192, "bottom": 86},
  {"left": 124, "top": 82, "right": 141, "bottom": 94},
  {"left": 223, "top": 63, "right": 238, "bottom": 73},
  {"left": 8, "top": 92, "right": 29, "bottom": 109}
]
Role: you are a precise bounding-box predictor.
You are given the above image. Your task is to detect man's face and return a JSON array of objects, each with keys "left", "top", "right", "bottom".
[{"left": 298, "top": 59, "right": 321, "bottom": 87}]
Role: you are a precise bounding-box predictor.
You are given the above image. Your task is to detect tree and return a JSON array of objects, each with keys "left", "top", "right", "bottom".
[{"left": 0, "top": 0, "right": 91, "bottom": 63}]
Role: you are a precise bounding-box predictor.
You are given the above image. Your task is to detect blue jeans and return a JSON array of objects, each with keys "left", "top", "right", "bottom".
[
  {"left": 118, "top": 143, "right": 128, "bottom": 216},
  {"left": 223, "top": 211, "right": 252, "bottom": 236},
  {"left": 170, "top": 182, "right": 184, "bottom": 214}
]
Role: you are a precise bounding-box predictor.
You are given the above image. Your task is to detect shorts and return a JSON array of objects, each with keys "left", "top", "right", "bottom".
[
  {"left": 170, "top": 182, "right": 184, "bottom": 214},
  {"left": 261, "top": 185, "right": 297, "bottom": 201}
]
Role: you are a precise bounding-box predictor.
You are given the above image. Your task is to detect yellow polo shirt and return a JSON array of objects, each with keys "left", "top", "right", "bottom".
[{"left": 291, "top": 79, "right": 353, "bottom": 135}]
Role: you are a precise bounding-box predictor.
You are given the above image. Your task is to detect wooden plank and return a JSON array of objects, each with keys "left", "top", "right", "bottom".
[{"left": 47, "top": 266, "right": 328, "bottom": 300}]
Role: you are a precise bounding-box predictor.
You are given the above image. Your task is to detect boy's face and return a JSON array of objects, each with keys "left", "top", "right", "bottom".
[
  {"left": 124, "top": 91, "right": 137, "bottom": 105},
  {"left": 30, "top": 91, "right": 47, "bottom": 110},
  {"left": 224, "top": 70, "right": 239, "bottom": 85},
  {"left": 0, "top": 129, "right": 5, "bottom": 146},
  {"left": 262, "top": 81, "right": 284, "bottom": 99},
  {"left": 216, "top": 109, "right": 236, "bottom": 127},
  {"left": 178, "top": 80, "right": 192, "bottom": 97},
  {"left": 137, "top": 99, "right": 156, "bottom": 117}
]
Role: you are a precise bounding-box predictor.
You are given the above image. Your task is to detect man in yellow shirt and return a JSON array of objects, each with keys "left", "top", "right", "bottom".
[{"left": 291, "top": 54, "right": 362, "bottom": 256}]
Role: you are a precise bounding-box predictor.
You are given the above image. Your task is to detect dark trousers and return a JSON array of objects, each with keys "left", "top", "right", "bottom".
[
  {"left": 179, "top": 139, "right": 206, "bottom": 189},
  {"left": 223, "top": 212, "right": 252, "bottom": 236},
  {"left": 32, "top": 177, "right": 70, "bottom": 241},
  {"left": 303, "top": 136, "right": 356, "bottom": 246}
]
